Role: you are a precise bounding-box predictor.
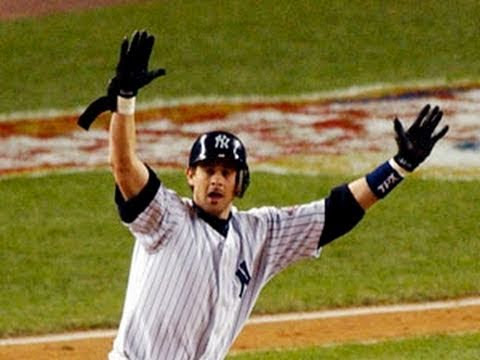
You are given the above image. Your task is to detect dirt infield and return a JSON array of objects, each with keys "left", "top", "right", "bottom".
[
  {"left": 1, "top": 302, "right": 480, "bottom": 359},
  {"left": 0, "top": 0, "right": 148, "bottom": 20}
]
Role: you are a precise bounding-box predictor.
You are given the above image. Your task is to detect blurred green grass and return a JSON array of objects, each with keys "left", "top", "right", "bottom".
[
  {"left": 1, "top": 0, "right": 480, "bottom": 113},
  {"left": 1, "top": 170, "right": 479, "bottom": 336},
  {"left": 227, "top": 332, "right": 480, "bottom": 359}
]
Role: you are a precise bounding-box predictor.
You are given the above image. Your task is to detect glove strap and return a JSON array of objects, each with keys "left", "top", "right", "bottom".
[
  {"left": 77, "top": 95, "right": 115, "bottom": 131},
  {"left": 389, "top": 158, "right": 410, "bottom": 177},
  {"left": 366, "top": 159, "right": 406, "bottom": 199},
  {"left": 117, "top": 96, "right": 136, "bottom": 115}
]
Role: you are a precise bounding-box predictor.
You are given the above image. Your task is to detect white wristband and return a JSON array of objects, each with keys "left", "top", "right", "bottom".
[
  {"left": 389, "top": 158, "right": 410, "bottom": 178},
  {"left": 117, "top": 96, "right": 136, "bottom": 115}
]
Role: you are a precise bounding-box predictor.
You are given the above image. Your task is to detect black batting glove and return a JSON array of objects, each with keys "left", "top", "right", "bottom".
[
  {"left": 78, "top": 30, "right": 165, "bottom": 130},
  {"left": 112, "top": 30, "right": 166, "bottom": 98},
  {"left": 393, "top": 104, "right": 449, "bottom": 172}
]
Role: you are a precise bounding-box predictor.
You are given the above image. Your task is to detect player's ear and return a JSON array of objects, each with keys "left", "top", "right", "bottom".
[{"left": 186, "top": 166, "right": 196, "bottom": 187}]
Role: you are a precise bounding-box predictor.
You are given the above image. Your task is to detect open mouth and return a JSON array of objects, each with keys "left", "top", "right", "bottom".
[{"left": 208, "top": 191, "right": 224, "bottom": 201}]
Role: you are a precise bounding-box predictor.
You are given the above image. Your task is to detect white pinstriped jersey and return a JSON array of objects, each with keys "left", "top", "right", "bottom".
[{"left": 109, "top": 179, "right": 325, "bottom": 360}]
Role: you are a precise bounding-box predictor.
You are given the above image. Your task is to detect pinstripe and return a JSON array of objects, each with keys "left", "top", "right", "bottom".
[
  {"left": 159, "top": 230, "right": 200, "bottom": 359},
  {"left": 134, "top": 219, "right": 183, "bottom": 343},
  {"left": 123, "top": 205, "right": 187, "bottom": 357},
  {"left": 269, "top": 232, "right": 322, "bottom": 275},
  {"left": 174, "top": 260, "right": 209, "bottom": 353},
  {"left": 257, "top": 202, "right": 325, "bottom": 279},
  {"left": 124, "top": 247, "right": 158, "bottom": 358},
  {"left": 147, "top": 225, "right": 193, "bottom": 357},
  {"left": 127, "top": 258, "right": 164, "bottom": 357}
]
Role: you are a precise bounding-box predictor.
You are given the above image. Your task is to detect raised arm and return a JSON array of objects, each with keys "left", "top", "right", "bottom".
[
  {"left": 109, "top": 110, "right": 148, "bottom": 200},
  {"left": 319, "top": 104, "right": 449, "bottom": 246},
  {"left": 110, "top": 31, "right": 166, "bottom": 199},
  {"left": 80, "top": 30, "right": 165, "bottom": 199}
]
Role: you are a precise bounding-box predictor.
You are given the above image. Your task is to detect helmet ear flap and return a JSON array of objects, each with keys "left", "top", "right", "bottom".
[{"left": 235, "top": 167, "right": 250, "bottom": 198}]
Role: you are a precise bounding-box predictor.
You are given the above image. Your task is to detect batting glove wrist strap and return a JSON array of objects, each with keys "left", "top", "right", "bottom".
[
  {"left": 366, "top": 160, "right": 404, "bottom": 199},
  {"left": 389, "top": 158, "right": 409, "bottom": 178}
]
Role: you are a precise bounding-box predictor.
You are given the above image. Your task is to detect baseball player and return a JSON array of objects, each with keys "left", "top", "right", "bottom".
[{"left": 80, "top": 30, "right": 449, "bottom": 360}]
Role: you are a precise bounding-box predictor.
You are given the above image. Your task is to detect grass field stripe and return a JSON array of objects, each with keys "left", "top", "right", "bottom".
[{"left": 2, "top": 297, "right": 480, "bottom": 347}]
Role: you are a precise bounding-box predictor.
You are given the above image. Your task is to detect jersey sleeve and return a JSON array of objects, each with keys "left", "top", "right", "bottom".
[
  {"left": 115, "top": 166, "right": 188, "bottom": 252},
  {"left": 253, "top": 200, "right": 325, "bottom": 280}
]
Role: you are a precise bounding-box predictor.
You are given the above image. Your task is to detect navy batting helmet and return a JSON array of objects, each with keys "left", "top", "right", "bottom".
[{"left": 188, "top": 130, "right": 250, "bottom": 197}]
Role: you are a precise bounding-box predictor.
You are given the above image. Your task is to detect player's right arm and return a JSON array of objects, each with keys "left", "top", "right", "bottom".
[
  {"left": 109, "top": 111, "right": 149, "bottom": 200},
  {"left": 81, "top": 31, "right": 186, "bottom": 251},
  {"left": 80, "top": 30, "right": 165, "bottom": 199},
  {"left": 104, "top": 30, "right": 165, "bottom": 199}
]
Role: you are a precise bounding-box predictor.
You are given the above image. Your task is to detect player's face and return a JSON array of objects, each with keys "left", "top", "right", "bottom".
[{"left": 187, "top": 161, "right": 237, "bottom": 220}]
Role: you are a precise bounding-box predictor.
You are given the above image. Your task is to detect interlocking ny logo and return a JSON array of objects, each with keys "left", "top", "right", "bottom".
[
  {"left": 235, "top": 261, "right": 251, "bottom": 298},
  {"left": 215, "top": 134, "right": 230, "bottom": 149}
]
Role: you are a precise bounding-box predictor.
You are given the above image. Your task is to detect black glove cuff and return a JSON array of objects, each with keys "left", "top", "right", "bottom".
[
  {"left": 108, "top": 77, "right": 137, "bottom": 99},
  {"left": 393, "top": 154, "right": 417, "bottom": 172},
  {"left": 118, "top": 89, "right": 137, "bottom": 98}
]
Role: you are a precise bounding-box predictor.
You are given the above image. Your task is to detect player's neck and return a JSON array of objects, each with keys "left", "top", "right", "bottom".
[{"left": 194, "top": 204, "right": 231, "bottom": 237}]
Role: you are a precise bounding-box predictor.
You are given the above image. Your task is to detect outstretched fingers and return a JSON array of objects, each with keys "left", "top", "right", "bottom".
[
  {"left": 424, "top": 108, "right": 443, "bottom": 134},
  {"left": 117, "top": 37, "right": 130, "bottom": 70},
  {"left": 140, "top": 33, "right": 155, "bottom": 69},
  {"left": 142, "top": 68, "right": 166, "bottom": 87},
  {"left": 410, "top": 104, "right": 431, "bottom": 131},
  {"left": 421, "top": 104, "right": 439, "bottom": 125},
  {"left": 115, "top": 29, "right": 166, "bottom": 93},
  {"left": 394, "top": 118, "right": 410, "bottom": 149},
  {"left": 149, "top": 68, "right": 166, "bottom": 79},
  {"left": 431, "top": 125, "right": 449, "bottom": 144},
  {"left": 416, "top": 104, "right": 449, "bottom": 146},
  {"left": 129, "top": 30, "right": 144, "bottom": 70},
  {"left": 129, "top": 30, "right": 141, "bottom": 53}
]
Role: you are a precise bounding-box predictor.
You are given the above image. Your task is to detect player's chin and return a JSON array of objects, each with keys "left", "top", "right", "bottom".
[
  {"left": 205, "top": 196, "right": 230, "bottom": 214},
  {"left": 207, "top": 198, "right": 226, "bottom": 211}
]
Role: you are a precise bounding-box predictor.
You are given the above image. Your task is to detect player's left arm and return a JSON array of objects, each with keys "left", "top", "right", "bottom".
[{"left": 319, "top": 104, "right": 449, "bottom": 246}]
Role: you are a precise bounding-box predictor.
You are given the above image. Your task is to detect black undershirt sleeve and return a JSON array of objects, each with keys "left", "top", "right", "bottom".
[
  {"left": 115, "top": 166, "right": 161, "bottom": 223},
  {"left": 319, "top": 183, "right": 365, "bottom": 247}
]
